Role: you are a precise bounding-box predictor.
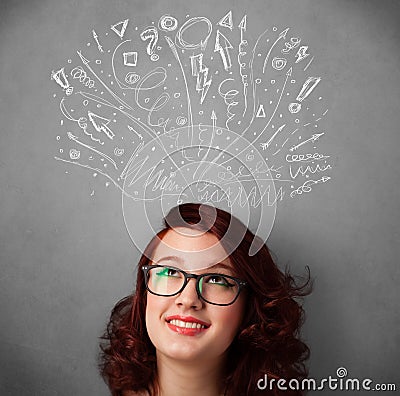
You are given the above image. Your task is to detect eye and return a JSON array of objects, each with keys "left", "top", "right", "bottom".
[
  {"left": 204, "top": 275, "right": 234, "bottom": 287},
  {"left": 156, "top": 267, "right": 180, "bottom": 277}
]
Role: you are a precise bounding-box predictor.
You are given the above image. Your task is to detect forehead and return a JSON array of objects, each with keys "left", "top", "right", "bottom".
[{"left": 151, "top": 227, "right": 232, "bottom": 271}]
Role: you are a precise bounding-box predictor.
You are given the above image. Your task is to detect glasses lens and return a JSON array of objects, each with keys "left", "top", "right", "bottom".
[
  {"left": 147, "top": 266, "right": 185, "bottom": 296},
  {"left": 199, "top": 274, "right": 240, "bottom": 305}
]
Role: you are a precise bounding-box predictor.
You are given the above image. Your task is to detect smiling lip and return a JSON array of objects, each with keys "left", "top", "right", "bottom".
[{"left": 165, "top": 315, "right": 210, "bottom": 336}]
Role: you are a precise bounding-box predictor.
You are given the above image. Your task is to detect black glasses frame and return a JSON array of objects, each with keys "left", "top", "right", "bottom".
[{"left": 142, "top": 264, "right": 247, "bottom": 306}]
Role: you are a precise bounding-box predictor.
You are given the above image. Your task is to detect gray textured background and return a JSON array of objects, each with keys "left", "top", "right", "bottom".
[{"left": 1, "top": 0, "right": 399, "bottom": 394}]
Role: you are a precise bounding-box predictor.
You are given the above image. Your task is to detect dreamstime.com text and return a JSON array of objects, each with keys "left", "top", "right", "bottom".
[{"left": 257, "top": 367, "right": 397, "bottom": 392}]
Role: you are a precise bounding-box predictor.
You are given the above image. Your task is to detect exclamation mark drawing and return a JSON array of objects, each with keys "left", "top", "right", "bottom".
[
  {"left": 288, "top": 76, "right": 321, "bottom": 114},
  {"left": 51, "top": 67, "right": 73, "bottom": 96}
]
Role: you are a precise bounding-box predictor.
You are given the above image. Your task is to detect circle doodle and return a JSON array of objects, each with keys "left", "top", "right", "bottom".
[
  {"left": 69, "top": 149, "right": 80, "bottom": 160},
  {"left": 159, "top": 14, "right": 178, "bottom": 32}
]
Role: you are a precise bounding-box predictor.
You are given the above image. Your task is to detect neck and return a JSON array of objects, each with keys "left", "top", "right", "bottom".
[{"left": 155, "top": 352, "right": 226, "bottom": 396}]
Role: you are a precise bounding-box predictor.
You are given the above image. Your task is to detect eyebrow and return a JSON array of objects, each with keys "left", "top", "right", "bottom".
[
  {"left": 153, "top": 257, "right": 232, "bottom": 272},
  {"left": 153, "top": 255, "right": 184, "bottom": 264},
  {"left": 207, "top": 262, "right": 232, "bottom": 271}
]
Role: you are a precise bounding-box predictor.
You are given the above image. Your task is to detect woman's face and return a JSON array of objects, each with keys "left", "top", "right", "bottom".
[{"left": 145, "top": 227, "right": 245, "bottom": 365}]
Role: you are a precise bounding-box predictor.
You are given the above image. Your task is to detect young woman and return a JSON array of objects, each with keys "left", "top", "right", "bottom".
[{"left": 100, "top": 203, "right": 311, "bottom": 396}]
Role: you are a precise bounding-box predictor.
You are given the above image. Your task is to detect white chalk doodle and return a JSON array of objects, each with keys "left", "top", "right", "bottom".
[
  {"left": 140, "top": 26, "right": 159, "bottom": 61},
  {"left": 218, "top": 11, "right": 233, "bottom": 30},
  {"left": 262, "top": 28, "right": 289, "bottom": 74},
  {"left": 69, "top": 148, "right": 81, "bottom": 160},
  {"left": 123, "top": 51, "right": 138, "bottom": 66},
  {"left": 303, "top": 56, "right": 315, "bottom": 71},
  {"left": 51, "top": 11, "right": 333, "bottom": 255},
  {"left": 281, "top": 37, "right": 301, "bottom": 53},
  {"left": 67, "top": 132, "right": 117, "bottom": 169},
  {"left": 295, "top": 46, "right": 309, "bottom": 63},
  {"left": 51, "top": 67, "right": 73, "bottom": 95},
  {"left": 286, "top": 153, "right": 330, "bottom": 163},
  {"left": 215, "top": 30, "right": 233, "bottom": 71},
  {"left": 158, "top": 15, "right": 178, "bottom": 32},
  {"left": 289, "top": 132, "right": 324, "bottom": 152},
  {"left": 88, "top": 111, "right": 116, "bottom": 140},
  {"left": 288, "top": 76, "right": 321, "bottom": 113},
  {"left": 272, "top": 57, "right": 287, "bottom": 71},
  {"left": 256, "top": 104, "right": 266, "bottom": 118},
  {"left": 125, "top": 72, "right": 140, "bottom": 85},
  {"left": 175, "top": 17, "right": 212, "bottom": 51},
  {"left": 114, "top": 147, "right": 125, "bottom": 157},
  {"left": 70, "top": 66, "right": 95, "bottom": 88},
  {"left": 111, "top": 19, "right": 129, "bottom": 39},
  {"left": 190, "top": 53, "right": 212, "bottom": 104},
  {"left": 92, "top": 30, "right": 104, "bottom": 53},
  {"left": 218, "top": 78, "right": 239, "bottom": 130},
  {"left": 260, "top": 124, "right": 286, "bottom": 149},
  {"left": 237, "top": 15, "right": 249, "bottom": 116},
  {"left": 289, "top": 163, "right": 332, "bottom": 179},
  {"left": 290, "top": 176, "right": 331, "bottom": 198}
]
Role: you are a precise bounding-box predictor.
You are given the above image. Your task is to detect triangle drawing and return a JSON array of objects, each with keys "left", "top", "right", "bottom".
[
  {"left": 218, "top": 11, "right": 233, "bottom": 30},
  {"left": 256, "top": 104, "right": 266, "bottom": 118},
  {"left": 111, "top": 19, "right": 129, "bottom": 38}
]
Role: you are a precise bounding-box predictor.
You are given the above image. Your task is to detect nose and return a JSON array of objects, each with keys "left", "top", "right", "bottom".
[{"left": 175, "top": 278, "right": 203, "bottom": 310}]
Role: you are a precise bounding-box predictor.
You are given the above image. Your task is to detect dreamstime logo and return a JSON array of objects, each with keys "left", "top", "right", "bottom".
[
  {"left": 257, "top": 367, "right": 397, "bottom": 392},
  {"left": 122, "top": 124, "right": 279, "bottom": 263}
]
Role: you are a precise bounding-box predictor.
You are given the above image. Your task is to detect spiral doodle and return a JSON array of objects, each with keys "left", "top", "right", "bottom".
[
  {"left": 69, "top": 148, "right": 81, "bottom": 160},
  {"left": 176, "top": 116, "right": 187, "bottom": 126},
  {"left": 158, "top": 14, "right": 178, "bottom": 32},
  {"left": 70, "top": 66, "right": 95, "bottom": 88},
  {"left": 125, "top": 72, "right": 140, "bottom": 85},
  {"left": 114, "top": 147, "right": 124, "bottom": 157}
]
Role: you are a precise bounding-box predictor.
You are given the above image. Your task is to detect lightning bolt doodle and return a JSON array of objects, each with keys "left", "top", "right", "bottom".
[{"left": 190, "top": 54, "right": 212, "bottom": 104}]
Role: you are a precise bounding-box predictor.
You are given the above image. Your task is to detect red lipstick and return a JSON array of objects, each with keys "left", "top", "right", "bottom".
[{"left": 165, "top": 315, "right": 210, "bottom": 336}]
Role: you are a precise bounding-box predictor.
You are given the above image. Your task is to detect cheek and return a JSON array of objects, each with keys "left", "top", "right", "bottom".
[
  {"left": 145, "top": 293, "right": 170, "bottom": 343},
  {"left": 146, "top": 292, "right": 164, "bottom": 316},
  {"left": 212, "top": 298, "right": 245, "bottom": 340}
]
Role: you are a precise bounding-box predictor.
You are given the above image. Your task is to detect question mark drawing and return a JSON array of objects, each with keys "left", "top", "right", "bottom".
[{"left": 140, "top": 26, "right": 159, "bottom": 61}]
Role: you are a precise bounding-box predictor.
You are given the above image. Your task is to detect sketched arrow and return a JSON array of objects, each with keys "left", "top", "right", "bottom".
[
  {"left": 214, "top": 30, "right": 233, "bottom": 71},
  {"left": 127, "top": 125, "right": 143, "bottom": 140},
  {"left": 289, "top": 132, "right": 325, "bottom": 152},
  {"left": 92, "top": 30, "right": 104, "bottom": 53},
  {"left": 211, "top": 110, "right": 217, "bottom": 133},
  {"left": 88, "top": 111, "right": 115, "bottom": 140},
  {"left": 262, "top": 27, "right": 289, "bottom": 74},
  {"left": 67, "top": 132, "right": 117, "bottom": 170},
  {"left": 238, "top": 15, "right": 247, "bottom": 40},
  {"left": 264, "top": 124, "right": 286, "bottom": 148},
  {"left": 319, "top": 176, "right": 331, "bottom": 184},
  {"left": 193, "top": 111, "right": 217, "bottom": 180}
]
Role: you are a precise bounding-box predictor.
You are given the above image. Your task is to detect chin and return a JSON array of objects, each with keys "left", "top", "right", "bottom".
[{"left": 158, "top": 340, "right": 208, "bottom": 361}]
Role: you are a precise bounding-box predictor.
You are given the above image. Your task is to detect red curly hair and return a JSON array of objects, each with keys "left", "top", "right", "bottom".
[{"left": 99, "top": 203, "right": 311, "bottom": 395}]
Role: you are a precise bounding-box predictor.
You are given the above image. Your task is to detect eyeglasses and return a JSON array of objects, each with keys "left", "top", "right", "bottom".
[{"left": 142, "top": 265, "right": 247, "bottom": 306}]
